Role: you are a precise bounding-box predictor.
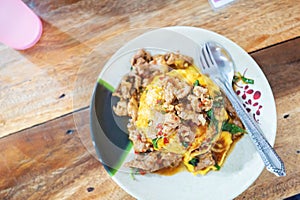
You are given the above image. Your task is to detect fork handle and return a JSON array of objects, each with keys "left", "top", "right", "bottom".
[{"left": 215, "top": 78, "right": 286, "bottom": 177}]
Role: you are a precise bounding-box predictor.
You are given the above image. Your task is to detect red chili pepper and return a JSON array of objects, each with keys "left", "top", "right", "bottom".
[
  {"left": 137, "top": 134, "right": 141, "bottom": 140},
  {"left": 164, "top": 137, "right": 169, "bottom": 144},
  {"left": 157, "top": 130, "right": 163, "bottom": 136},
  {"left": 139, "top": 170, "right": 146, "bottom": 175}
]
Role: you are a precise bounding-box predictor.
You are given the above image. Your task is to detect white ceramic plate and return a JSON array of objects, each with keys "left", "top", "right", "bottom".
[{"left": 90, "top": 26, "right": 277, "bottom": 200}]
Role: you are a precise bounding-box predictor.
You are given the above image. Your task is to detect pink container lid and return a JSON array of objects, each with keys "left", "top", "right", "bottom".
[{"left": 0, "top": 0, "right": 43, "bottom": 50}]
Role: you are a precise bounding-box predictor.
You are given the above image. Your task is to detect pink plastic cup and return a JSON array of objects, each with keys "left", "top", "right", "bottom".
[{"left": 0, "top": 0, "right": 43, "bottom": 50}]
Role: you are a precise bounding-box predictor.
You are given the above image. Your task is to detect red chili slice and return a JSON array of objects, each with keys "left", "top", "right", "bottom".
[
  {"left": 164, "top": 137, "right": 169, "bottom": 144},
  {"left": 157, "top": 130, "right": 163, "bottom": 136},
  {"left": 137, "top": 134, "right": 142, "bottom": 140},
  {"left": 139, "top": 170, "right": 146, "bottom": 175}
]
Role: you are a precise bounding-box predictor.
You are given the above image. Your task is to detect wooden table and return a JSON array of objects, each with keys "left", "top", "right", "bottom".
[{"left": 0, "top": 0, "right": 299, "bottom": 199}]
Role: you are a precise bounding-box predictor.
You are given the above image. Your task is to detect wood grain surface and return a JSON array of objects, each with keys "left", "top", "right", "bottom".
[
  {"left": 0, "top": 37, "right": 299, "bottom": 200},
  {"left": 0, "top": 109, "right": 133, "bottom": 200},
  {"left": 1, "top": 0, "right": 299, "bottom": 138}
]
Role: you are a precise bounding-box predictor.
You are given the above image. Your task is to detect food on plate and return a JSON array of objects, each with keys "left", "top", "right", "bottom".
[{"left": 112, "top": 49, "right": 245, "bottom": 175}]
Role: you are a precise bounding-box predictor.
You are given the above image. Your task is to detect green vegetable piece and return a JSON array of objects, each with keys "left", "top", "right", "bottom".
[
  {"left": 222, "top": 121, "right": 246, "bottom": 134},
  {"left": 233, "top": 72, "right": 254, "bottom": 84},
  {"left": 242, "top": 77, "right": 254, "bottom": 84},
  {"left": 182, "top": 142, "right": 189, "bottom": 148},
  {"left": 188, "top": 157, "right": 199, "bottom": 166},
  {"left": 207, "top": 109, "right": 213, "bottom": 119},
  {"left": 193, "top": 80, "right": 200, "bottom": 86},
  {"left": 214, "top": 163, "right": 221, "bottom": 171},
  {"left": 207, "top": 109, "right": 219, "bottom": 131},
  {"left": 152, "top": 137, "right": 161, "bottom": 149}
]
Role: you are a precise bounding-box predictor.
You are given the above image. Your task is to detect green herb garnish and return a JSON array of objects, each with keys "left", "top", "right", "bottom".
[
  {"left": 182, "top": 142, "right": 189, "bottom": 148},
  {"left": 222, "top": 121, "right": 246, "bottom": 134},
  {"left": 233, "top": 72, "right": 254, "bottom": 84},
  {"left": 152, "top": 137, "right": 162, "bottom": 149},
  {"left": 206, "top": 108, "right": 218, "bottom": 132},
  {"left": 214, "top": 163, "right": 221, "bottom": 171},
  {"left": 207, "top": 109, "right": 213, "bottom": 119},
  {"left": 193, "top": 80, "right": 200, "bottom": 86},
  {"left": 188, "top": 157, "right": 199, "bottom": 167},
  {"left": 241, "top": 76, "right": 254, "bottom": 84}
]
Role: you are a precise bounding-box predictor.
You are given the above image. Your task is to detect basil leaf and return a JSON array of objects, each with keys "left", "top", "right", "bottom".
[
  {"left": 207, "top": 109, "right": 213, "bottom": 119},
  {"left": 222, "top": 121, "right": 246, "bottom": 134},
  {"left": 188, "top": 157, "right": 199, "bottom": 166}
]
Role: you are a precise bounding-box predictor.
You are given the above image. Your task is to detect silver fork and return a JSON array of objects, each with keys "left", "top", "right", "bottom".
[{"left": 199, "top": 41, "right": 286, "bottom": 177}]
